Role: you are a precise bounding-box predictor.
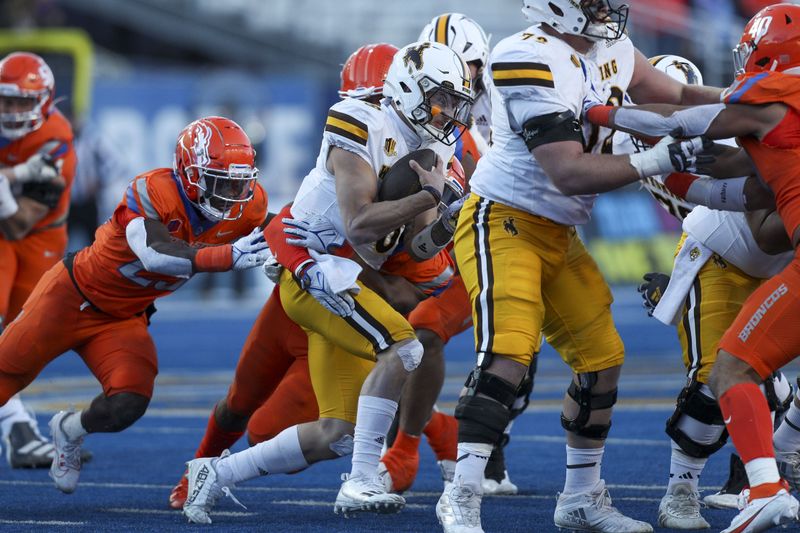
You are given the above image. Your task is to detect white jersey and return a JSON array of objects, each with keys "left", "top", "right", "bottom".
[
  {"left": 290, "top": 98, "right": 454, "bottom": 270},
  {"left": 470, "top": 69, "right": 493, "bottom": 144},
  {"left": 470, "top": 25, "right": 634, "bottom": 225}
]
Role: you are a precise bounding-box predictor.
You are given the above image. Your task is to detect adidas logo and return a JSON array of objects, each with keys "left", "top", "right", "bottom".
[
  {"left": 567, "top": 508, "right": 589, "bottom": 526},
  {"left": 678, "top": 472, "right": 694, "bottom": 480},
  {"left": 375, "top": 436, "right": 385, "bottom": 445}
]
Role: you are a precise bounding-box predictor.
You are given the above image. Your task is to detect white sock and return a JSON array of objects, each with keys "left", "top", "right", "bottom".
[
  {"left": 0, "top": 395, "right": 33, "bottom": 437},
  {"left": 61, "top": 411, "right": 88, "bottom": 441},
  {"left": 215, "top": 425, "right": 308, "bottom": 486},
  {"left": 745, "top": 457, "right": 780, "bottom": 487},
  {"left": 563, "top": 445, "right": 604, "bottom": 494},
  {"left": 350, "top": 396, "right": 397, "bottom": 480},
  {"left": 773, "top": 399, "right": 800, "bottom": 452},
  {"left": 454, "top": 442, "right": 493, "bottom": 490},
  {"left": 666, "top": 441, "right": 707, "bottom": 493}
]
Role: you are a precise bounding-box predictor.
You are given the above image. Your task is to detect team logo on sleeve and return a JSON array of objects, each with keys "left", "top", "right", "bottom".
[{"left": 384, "top": 138, "right": 397, "bottom": 157}]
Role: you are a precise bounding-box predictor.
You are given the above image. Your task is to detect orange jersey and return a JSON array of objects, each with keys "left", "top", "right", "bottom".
[
  {"left": 724, "top": 71, "right": 800, "bottom": 238},
  {"left": 380, "top": 248, "right": 455, "bottom": 297},
  {"left": 0, "top": 109, "right": 76, "bottom": 232},
  {"left": 72, "top": 168, "right": 267, "bottom": 317}
]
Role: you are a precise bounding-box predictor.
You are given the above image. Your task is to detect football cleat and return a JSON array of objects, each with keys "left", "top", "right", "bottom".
[
  {"left": 436, "top": 479, "right": 484, "bottom": 533},
  {"left": 439, "top": 459, "right": 456, "bottom": 485},
  {"left": 377, "top": 447, "right": 419, "bottom": 493},
  {"left": 775, "top": 449, "right": 800, "bottom": 492},
  {"left": 169, "top": 472, "right": 188, "bottom": 509},
  {"left": 183, "top": 451, "right": 244, "bottom": 524},
  {"left": 554, "top": 480, "right": 653, "bottom": 532},
  {"left": 334, "top": 473, "right": 405, "bottom": 517},
  {"left": 657, "top": 482, "right": 710, "bottom": 530},
  {"left": 721, "top": 485, "right": 798, "bottom": 533},
  {"left": 482, "top": 470, "right": 518, "bottom": 496},
  {"left": 5, "top": 420, "right": 53, "bottom": 468},
  {"left": 704, "top": 454, "right": 748, "bottom": 510},
  {"left": 48, "top": 410, "right": 84, "bottom": 494}
]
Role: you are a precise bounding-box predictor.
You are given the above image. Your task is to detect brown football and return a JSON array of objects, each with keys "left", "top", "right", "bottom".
[{"left": 378, "top": 148, "right": 437, "bottom": 201}]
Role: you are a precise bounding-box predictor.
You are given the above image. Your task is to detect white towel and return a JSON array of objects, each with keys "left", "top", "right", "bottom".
[
  {"left": 652, "top": 235, "right": 712, "bottom": 326},
  {"left": 309, "top": 250, "right": 362, "bottom": 295}
]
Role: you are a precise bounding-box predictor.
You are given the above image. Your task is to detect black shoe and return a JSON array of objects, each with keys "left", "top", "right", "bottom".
[
  {"left": 702, "top": 453, "right": 748, "bottom": 509},
  {"left": 4, "top": 420, "right": 93, "bottom": 469}
]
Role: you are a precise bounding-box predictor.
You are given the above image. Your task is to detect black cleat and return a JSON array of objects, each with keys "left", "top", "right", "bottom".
[{"left": 4, "top": 420, "right": 93, "bottom": 469}]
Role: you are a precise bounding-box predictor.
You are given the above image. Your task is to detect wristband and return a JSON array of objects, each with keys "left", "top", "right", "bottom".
[
  {"left": 195, "top": 244, "right": 233, "bottom": 272},
  {"left": 422, "top": 185, "right": 442, "bottom": 205}
]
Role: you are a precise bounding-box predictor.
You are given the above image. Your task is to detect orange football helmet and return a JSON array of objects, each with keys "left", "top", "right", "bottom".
[
  {"left": 0, "top": 52, "right": 55, "bottom": 140},
  {"left": 339, "top": 43, "right": 398, "bottom": 100},
  {"left": 733, "top": 4, "right": 800, "bottom": 75},
  {"left": 173, "top": 116, "right": 258, "bottom": 221}
]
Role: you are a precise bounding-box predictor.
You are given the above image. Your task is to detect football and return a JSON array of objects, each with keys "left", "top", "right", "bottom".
[{"left": 378, "top": 148, "right": 437, "bottom": 201}]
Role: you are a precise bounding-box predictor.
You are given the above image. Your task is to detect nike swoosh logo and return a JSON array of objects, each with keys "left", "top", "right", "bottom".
[
  {"left": 724, "top": 416, "right": 732, "bottom": 424},
  {"left": 216, "top": 230, "right": 234, "bottom": 237}
]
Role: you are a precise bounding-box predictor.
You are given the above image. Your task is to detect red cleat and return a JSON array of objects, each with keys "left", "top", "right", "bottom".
[{"left": 168, "top": 473, "right": 188, "bottom": 510}]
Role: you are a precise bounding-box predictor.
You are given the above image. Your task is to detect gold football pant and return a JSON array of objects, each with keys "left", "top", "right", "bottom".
[
  {"left": 279, "top": 269, "right": 415, "bottom": 423},
  {"left": 454, "top": 194, "right": 624, "bottom": 372},
  {"left": 672, "top": 234, "right": 763, "bottom": 384}
]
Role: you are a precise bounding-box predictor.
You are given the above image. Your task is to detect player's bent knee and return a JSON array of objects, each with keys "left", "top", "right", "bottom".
[
  {"left": 666, "top": 381, "right": 727, "bottom": 458},
  {"left": 561, "top": 372, "right": 618, "bottom": 440},
  {"left": 396, "top": 338, "right": 424, "bottom": 372},
  {"left": 106, "top": 392, "right": 150, "bottom": 432},
  {"left": 456, "top": 367, "right": 518, "bottom": 444}
]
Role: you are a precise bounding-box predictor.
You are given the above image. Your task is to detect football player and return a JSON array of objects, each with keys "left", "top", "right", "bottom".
[
  {"left": 181, "top": 40, "right": 472, "bottom": 524},
  {"left": 436, "top": 1, "right": 727, "bottom": 531},
  {"left": 0, "top": 116, "right": 269, "bottom": 494},
  {"left": 0, "top": 52, "right": 83, "bottom": 470},
  {"left": 618, "top": 55, "right": 794, "bottom": 529},
  {"left": 167, "top": 42, "right": 402, "bottom": 510},
  {"left": 586, "top": 4, "right": 800, "bottom": 530}
]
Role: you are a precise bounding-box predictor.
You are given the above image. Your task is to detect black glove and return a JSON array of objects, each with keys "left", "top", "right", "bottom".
[{"left": 638, "top": 272, "right": 670, "bottom": 317}]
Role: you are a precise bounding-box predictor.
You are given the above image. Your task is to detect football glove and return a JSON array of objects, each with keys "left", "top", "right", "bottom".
[
  {"left": 297, "top": 262, "right": 355, "bottom": 317},
  {"left": 12, "top": 153, "right": 63, "bottom": 183},
  {"left": 283, "top": 216, "right": 345, "bottom": 254},
  {"left": 231, "top": 228, "right": 270, "bottom": 271},
  {"left": 638, "top": 272, "right": 670, "bottom": 317}
]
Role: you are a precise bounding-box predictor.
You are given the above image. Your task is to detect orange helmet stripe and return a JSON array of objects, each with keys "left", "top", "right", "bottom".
[{"left": 435, "top": 15, "right": 451, "bottom": 45}]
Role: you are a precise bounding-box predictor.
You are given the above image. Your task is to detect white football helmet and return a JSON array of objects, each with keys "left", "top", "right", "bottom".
[
  {"left": 418, "top": 13, "right": 491, "bottom": 68},
  {"left": 650, "top": 54, "right": 704, "bottom": 86},
  {"left": 384, "top": 41, "right": 473, "bottom": 146},
  {"left": 521, "top": 0, "right": 629, "bottom": 41}
]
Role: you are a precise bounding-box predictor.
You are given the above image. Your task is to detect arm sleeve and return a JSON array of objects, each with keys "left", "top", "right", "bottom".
[
  {"left": 125, "top": 217, "right": 193, "bottom": 278},
  {"left": 264, "top": 205, "right": 314, "bottom": 275}
]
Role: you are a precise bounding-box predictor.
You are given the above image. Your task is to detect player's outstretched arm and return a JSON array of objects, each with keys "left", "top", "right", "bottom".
[
  {"left": 627, "top": 48, "right": 723, "bottom": 106},
  {"left": 587, "top": 101, "right": 788, "bottom": 141},
  {"left": 125, "top": 217, "right": 269, "bottom": 276},
  {"left": 747, "top": 208, "right": 793, "bottom": 255},
  {"left": 331, "top": 147, "right": 440, "bottom": 245}
]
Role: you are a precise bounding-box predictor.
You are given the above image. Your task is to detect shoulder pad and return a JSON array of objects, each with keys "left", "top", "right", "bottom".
[
  {"left": 325, "top": 98, "right": 383, "bottom": 148},
  {"left": 490, "top": 33, "right": 581, "bottom": 92},
  {"left": 124, "top": 168, "right": 178, "bottom": 221}
]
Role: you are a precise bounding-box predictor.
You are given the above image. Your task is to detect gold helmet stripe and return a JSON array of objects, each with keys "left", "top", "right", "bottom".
[{"left": 435, "top": 14, "right": 451, "bottom": 45}]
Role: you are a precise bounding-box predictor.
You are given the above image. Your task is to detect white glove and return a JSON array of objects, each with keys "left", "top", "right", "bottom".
[
  {"left": 283, "top": 216, "right": 345, "bottom": 253},
  {"left": 629, "top": 135, "right": 707, "bottom": 178},
  {"left": 262, "top": 258, "right": 284, "bottom": 283},
  {"left": 231, "top": 227, "right": 270, "bottom": 270},
  {"left": 297, "top": 262, "right": 355, "bottom": 317},
  {"left": 12, "top": 153, "right": 63, "bottom": 183}
]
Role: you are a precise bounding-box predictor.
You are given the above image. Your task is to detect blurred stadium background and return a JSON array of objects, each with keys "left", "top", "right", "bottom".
[{"left": 0, "top": 0, "right": 780, "bottom": 297}]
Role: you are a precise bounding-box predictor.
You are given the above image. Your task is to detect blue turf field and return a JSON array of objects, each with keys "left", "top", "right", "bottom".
[{"left": 2, "top": 287, "right": 799, "bottom": 532}]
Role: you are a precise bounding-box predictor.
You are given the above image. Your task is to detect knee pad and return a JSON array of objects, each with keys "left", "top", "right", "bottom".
[
  {"left": 107, "top": 392, "right": 150, "bottom": 432},
  {"left": 510, "top": 360, "right": 537, "bottom": 420},
  {"left": 455, "top": 395, "right": 511, "bottom": 445},
  {"left": 665, "top": 381, "right": 727, "bottom": 458},
  {"left": 560, "top": 372, "right": 617, "bottom": 440},
  {"left": 396, "top": 339, "right": 424, "bottom": 372},
  {"left": 329, "top": 434, "right": 354, "bottom": 457},
  {"left": 763, "top": 372, "right": 793, "bottom": 419}
]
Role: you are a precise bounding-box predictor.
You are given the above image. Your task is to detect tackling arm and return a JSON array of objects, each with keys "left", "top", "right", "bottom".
[
  {"left": 747, "top": 208, "right": 792, "bottom": 255},
  {"left": 331, "top": 147, "right": 440, "bottom": 245}
]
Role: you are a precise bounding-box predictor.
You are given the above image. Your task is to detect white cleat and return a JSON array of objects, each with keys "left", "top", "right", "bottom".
[
  {"left": 721, "top": 487, "right": 799, "bottom": 533},
  {"left": 48, "top": 411, "right": 83, "bottom": 494},
  {"left": 334, "top": 473, "right": 405, "bottom": 517},
  {"left": 554, "top": 479, "right": 653, "bottom": 532},
  {"left": 776, "top": 449, "right": 800, "bottom": 492},
  {"left": 436, "top": 479, "right": 484, "bottom": 533},
  {"left": 183, "top": 451, "right": 244, "bottom": 524},
  {"left": 703, "top": 491, "right": 741, "bottom": 510},
  {"left": 657, "top": 483, "right": 710, "bottom": 530},
  {"left": 481, "top": 470, "right": 518, "bottom": 496}
]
